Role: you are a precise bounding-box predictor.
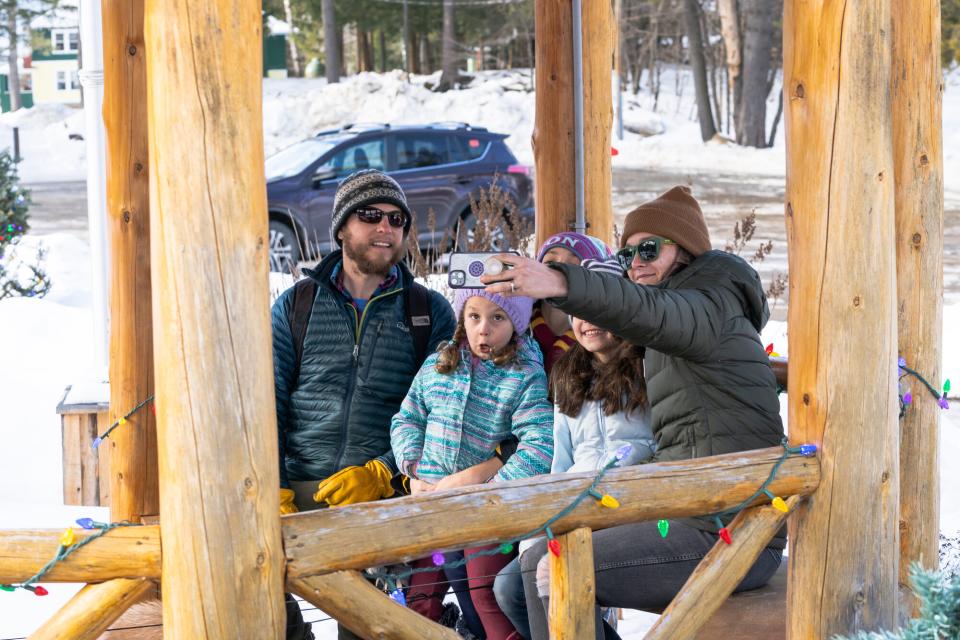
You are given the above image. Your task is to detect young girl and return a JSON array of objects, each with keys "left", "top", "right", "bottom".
[
  {"left": 531, "top": 232, "right": 614, "bottom": 374},
  {"left": 494, "top": 257, "right": 655, "bottom": 640},
  {"left": 391, "top": 288, "right": 554, "bottom": 640}
]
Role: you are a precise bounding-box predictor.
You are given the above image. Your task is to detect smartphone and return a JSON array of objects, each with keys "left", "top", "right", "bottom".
[{"left": 448, "top": 251, "right": 519, "bottom": 288}]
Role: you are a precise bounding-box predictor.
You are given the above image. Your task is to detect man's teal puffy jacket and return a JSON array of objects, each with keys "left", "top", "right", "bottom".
[{"left": 272, "top": 251, "right": 456, "bottom": 487}]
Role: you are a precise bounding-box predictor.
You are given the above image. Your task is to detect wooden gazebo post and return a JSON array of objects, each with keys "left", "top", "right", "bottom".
[
  {"left": 891, "top": 0, "right": 943, "bottom": 613},
  {"left": 532, "top": 0, "right": 614, "bottom": 248},
  {"left": 145, "top": 1, "right": 285, "bottom": 636},
  {"left": 784, "top": 1, "right": 900, "bottom": 636},
  {"left": 103, "top": 0, "right": 158, "bottom": 525}
]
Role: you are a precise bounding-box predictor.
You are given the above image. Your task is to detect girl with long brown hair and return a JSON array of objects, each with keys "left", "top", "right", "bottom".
[{"left": 493, "top": 257, "right": 654, "bottom": 640}]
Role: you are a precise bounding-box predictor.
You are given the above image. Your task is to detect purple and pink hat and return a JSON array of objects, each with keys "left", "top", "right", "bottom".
[
  {"left": 536, "top": 232, "right": 613, "bottom": 264},
  {"left": 453, "top": 288, "right": 534, "bottom": 335}
]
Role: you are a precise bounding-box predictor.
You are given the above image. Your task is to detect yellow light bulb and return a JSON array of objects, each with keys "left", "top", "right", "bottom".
[
  {"left": 600, "top": 494, "right": 620, "bottom": 509},
  {"left": 60, "top": 527, "right": 75, "bottom": 547},
  {"left": 119, "top": 417, "right": 127, "bottom": 425},
  {"left": 771, "top": 496, "right": 789, "bottom": 513}
]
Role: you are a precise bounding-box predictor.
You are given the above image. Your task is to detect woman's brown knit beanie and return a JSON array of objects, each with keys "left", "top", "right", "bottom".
[{"left": 620, "top": 185, "right": 712, "bottom": 256}]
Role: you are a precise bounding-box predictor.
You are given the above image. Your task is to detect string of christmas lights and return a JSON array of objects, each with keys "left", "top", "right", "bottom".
[
  {"left": 898, "top": 357, "right": 950, "bottom": 412},
  {"left": 371, "top": 443, "right": 635, "bottom": 604},
  {"left": 371, "top": 439, "right": 817, "bottom": 605},
  {"left": 701, "top": 439, "right": 816, "bottom": 545},
  {"left": 93, "top": 395, "right": 155, "bottom": 450},
  {"left": 1, "top": 519, "right": 142, "bottom": 596}
]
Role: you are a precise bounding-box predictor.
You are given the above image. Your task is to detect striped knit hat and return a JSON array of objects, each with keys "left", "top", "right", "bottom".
[
  {"left": 620, "top": 185, "right": 711, "bottom": 256},
  {"left": 581, "top": 256, "right": 624, "bottom": 277},
  {"left": 330, "top": 169, "right": 412, "bottom": 246},
  {"left": 536, "top": 232, "right": 612, "bottom": 263},
  {"left": 453, "top": 288, "right": 534, "bottom": 335}
]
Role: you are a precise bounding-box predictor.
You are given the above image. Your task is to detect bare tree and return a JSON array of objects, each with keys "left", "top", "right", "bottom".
[
  {"left": 438, "top": 0, "right": 456, "bottom": 90},
  {"left": 682, "top": 0, "right": 717, "bottom": 141},
  {"left": 321, "top": 0, "right": 339, "bottom": 83},
  {"left": 736, "top": 0, "right": 778, "bottom": 147},
  {"left": 717, "top": 0, "right": 741, "bottom": 115},
  {"left": 6, "top": 9, "right": 19, "bottom": 111},
  {"left": 282, "top": 0, "right": 301, "bottom": 76}
]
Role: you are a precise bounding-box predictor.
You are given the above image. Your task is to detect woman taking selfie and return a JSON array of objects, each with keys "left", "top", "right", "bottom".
[{"left": 482, "top": 186, "right": 785, "bottom": 640}]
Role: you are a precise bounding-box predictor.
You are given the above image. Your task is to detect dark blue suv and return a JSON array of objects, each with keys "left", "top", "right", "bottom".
[{"left": 265, "top": 122, "right": 534, "bottom": 272}]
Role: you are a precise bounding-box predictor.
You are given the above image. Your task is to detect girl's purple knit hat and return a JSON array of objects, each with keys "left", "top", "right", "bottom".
[
  {"left": 536, "top": 232, "right": 613, "bottom": 263},
  {"left": 453, "top": 288, "right": 534, "bottom": 335}
]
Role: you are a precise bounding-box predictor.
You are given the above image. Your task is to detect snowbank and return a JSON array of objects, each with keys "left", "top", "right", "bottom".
[{"left": 1, "top": 66, "right": 957, "bottom": 198}]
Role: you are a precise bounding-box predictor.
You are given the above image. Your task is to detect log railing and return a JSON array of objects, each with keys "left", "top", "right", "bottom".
[
  {"left": 283, "top": 446, "right": 814, "bottom": 577},
  {"left": 2, "top": 447, "right": 816, "bottom": 589}
]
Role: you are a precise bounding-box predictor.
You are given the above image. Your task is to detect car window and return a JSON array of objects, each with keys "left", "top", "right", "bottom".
[
  {"left": 448, "top": 136, "right": 489, "bottom": 163},
  {"left": 265, "top": 138, "right": 337, "bottom": 180},
  {"left": 395, "top": 134, "right": 449, "bottom": 170},
  {"left": 317, "top": 138, "right": 386, "bottom": 178}
]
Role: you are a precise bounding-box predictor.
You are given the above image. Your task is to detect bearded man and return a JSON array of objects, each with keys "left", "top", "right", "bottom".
[{"left": 271, "top": 170, "right": 455, "bottom": 639}]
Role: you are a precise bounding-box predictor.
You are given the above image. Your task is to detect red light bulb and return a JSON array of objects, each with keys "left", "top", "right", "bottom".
[
  {"left": 548, "top": 539, "right": 561, "bottom": 557},
  {"left": 719, "top": 528, "right": 732, "bottom": 545}
]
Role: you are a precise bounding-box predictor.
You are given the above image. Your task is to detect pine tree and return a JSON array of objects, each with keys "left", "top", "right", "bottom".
[
  {"left": 835, "top": 563, "right": 960, "bottom": 640},
  {"left": 0, "top": 151, "right": 50, "bottom": 299}
]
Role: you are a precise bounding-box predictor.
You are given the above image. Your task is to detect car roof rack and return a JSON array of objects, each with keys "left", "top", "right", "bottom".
[
  {"left": 426, "top": 121, "right": 488, "bottom": 132},
  {"left": 340, "top": 122, "right": 391, "bottom": 132}
]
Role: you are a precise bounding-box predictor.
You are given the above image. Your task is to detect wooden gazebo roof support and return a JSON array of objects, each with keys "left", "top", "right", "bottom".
[
  {"left": 145, "top": 0, "right": 285, "bottom": 636},
  {"left": 103, "top": 0, "right": 158, "bottom": 525},
  {"left": 891, "top": 0, "right": 943, "bottom": 613},
  {"left": 782, "top": 0, "right": 946, "bottom": 633},
  {"left": 532, "top": 0, "right": 614, "bottom": 247}
]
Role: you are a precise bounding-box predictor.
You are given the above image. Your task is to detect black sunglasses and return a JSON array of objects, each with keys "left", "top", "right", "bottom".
[
  {"left": 616, "top": 237, "right": 676, "bottom": 269},
  {"left": 354, "top": 206, "right": 407, "bottom": 228}
]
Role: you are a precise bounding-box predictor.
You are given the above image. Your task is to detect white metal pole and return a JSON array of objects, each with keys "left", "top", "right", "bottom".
[
  {"left": 572, "top": 0, "right": 585, "bottom": 234},
  {"left": 78, "top": 0, "right": 109, "bottom": 381}
]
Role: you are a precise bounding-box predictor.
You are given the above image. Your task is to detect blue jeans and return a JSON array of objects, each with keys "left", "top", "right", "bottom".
[
  {"left": 493, "top": 557, "right": 530, "bottom": 640},
  {"left": 519, "top": 519, "right": 783, "bottom": 640}
]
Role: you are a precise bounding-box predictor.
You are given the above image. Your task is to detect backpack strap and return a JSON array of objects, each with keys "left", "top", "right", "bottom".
[
  {"left": 289, "top": 278, "right": 318, "bottom": 382},
  {"left": 404, "top": 281, "right": 433, "bottom": 367}
]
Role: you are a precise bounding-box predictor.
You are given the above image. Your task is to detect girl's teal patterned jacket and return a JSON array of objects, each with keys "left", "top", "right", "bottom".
[{"left": 390, "top": 334, "right": 554, "bottom": 483}]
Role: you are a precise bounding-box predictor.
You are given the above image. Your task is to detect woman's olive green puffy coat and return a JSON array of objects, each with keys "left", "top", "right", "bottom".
[{"left": 550, "top": 250, "right": 785, "bottom": 540}]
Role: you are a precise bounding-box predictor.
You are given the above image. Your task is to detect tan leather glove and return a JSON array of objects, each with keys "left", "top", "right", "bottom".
[
  {"left": 279, "top": 488, "right": 299, "bottom": 515},
  {"left": 313, "top": 459, "right": 395, "bottom": 507}
]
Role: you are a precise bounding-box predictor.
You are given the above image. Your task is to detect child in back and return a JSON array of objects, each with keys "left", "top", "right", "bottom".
[
  {"left": 493, "top": 257, "right": 655, "bottom": 640},
  {"left": 391, "top": 288, "right": 554, "bottom": 640}
]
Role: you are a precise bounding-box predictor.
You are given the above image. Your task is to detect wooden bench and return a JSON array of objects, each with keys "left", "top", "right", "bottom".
[
  {"left": 695, "top": 562, "right": 788, "bottom": 640},
  {"left": 56, "top": 384, "right": 110, "bottom": 507}
]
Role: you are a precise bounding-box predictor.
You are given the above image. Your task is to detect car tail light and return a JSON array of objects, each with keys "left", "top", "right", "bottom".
[{"left": 507, "top": 164, "right": 530, "bottom": 176}]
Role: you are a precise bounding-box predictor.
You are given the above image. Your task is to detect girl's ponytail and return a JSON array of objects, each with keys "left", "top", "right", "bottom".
[{"left": 435, "top": 319, "right": 467, "bottom": 374}]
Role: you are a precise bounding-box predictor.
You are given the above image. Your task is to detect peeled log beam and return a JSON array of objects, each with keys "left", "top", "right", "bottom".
[
  {"left": 103, "top": 0, "right": 158, "bottom": 523},
  {"left": 0, "top": 526, "right": 160, "bottom": 583},
  {"left": 644, "top": 495, "right": 800, "bottom": 640},
  {"left": 28, "top": 578, "right": 153, "bottom": 640},
  {"left": 284, "top": 447, "right": 818, "bottom": 577},
  {"left": 288, "top": 572, "right": 460, "bottom": 640},
  {"left": 891, "top": 0, "right": 943, "bottom": 610},
  {"left": 580, "top": 0, "right": 615, "bottom": 244},
  {"left": 548, "top": 527, "right": 595, "bottom": 640},
  {"left": 532, "top": 0, "right": 575, "bottom": 246},
  {"left": 145, "top": 0, "right": 285, "bottom": 636},
  {"left": 785, "top": 0, "right": 899, "bottom": 634}
]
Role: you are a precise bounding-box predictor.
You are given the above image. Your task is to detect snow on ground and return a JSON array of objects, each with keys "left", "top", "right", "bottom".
[{"left": 2, "top": 68, "right": 960, "bottom": 637}]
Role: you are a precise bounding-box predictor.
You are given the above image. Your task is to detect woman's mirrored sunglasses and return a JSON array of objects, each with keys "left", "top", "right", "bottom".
[
  {"left": 616, "top": 237, "right": 676, "bottom": 269},
  {"left": 353, "top": 206, "right": 408, "bottom": 228}
]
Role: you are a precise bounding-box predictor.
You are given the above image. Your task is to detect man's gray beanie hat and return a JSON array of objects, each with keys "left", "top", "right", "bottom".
[{"left": 330, "top": 169, "right": 412, "bottom": 246}]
